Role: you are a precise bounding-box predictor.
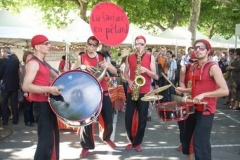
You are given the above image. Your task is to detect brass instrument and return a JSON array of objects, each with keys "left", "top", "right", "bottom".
[
  {"left": 92, "top": 55, "right": 110, "bottom": 82},
  {"left": 132, "top": 50, "right": 146, "bottom": 101},
  {"left": 82, "top": 50, "right": 110, "bottom": 82}
]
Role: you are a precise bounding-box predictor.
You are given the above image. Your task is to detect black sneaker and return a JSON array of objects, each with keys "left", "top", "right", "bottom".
[
  {"left": 147, "top": 116, "right": 151, "bottom": 121},
  {"left": 25, "top": 122, "right": 35, "bottom": 127},
  {"left": 12, "top": 121, "right": 18, "bottom": 125}
]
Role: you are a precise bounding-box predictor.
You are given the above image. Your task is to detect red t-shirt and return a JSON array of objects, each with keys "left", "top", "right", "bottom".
[
  {"left": 29, "top": 59, "right": 51, "bottom": 102},
  {"left": 127, "top": 52, "right": 151, "bottom": 94},
  {"left": 81, "top": 53, "right": 108, "bottom": 91},
  {"left": 59, "top": 60, "right": 71, "bottom": 71},
  {"left": 190, "top": 62, "right": 218, "bottom": 113}
]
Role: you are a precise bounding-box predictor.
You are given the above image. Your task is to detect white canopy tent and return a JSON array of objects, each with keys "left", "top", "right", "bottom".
[
  {"left": 0, "top": 9, "right": 34, "bottom": 47},
  {"left": 159, "top": 28, "right": 187, "bottom": 53},
  {"left": 173, "top": 27, "right": 237, "bottom": 49},
  {"left": 173, "top": 27, "right": 209, "bottom": 40},
  {"left": 227, "top": 35, "right": 240, "bottom": 48},
  {"left": 122, "top": 24, "right": 175, "bottom": 46},
  {"left": 210, "top": 35, "right": 230, "bottom": 48},
  {"left": 61, "top": 16, "right": 93, "bottom": 44},
  {"left": 0, "top": 9, "right": 64, "bottom": 48}
]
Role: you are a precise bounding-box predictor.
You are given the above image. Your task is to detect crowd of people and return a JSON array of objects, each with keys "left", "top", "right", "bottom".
[{"left": 0, "top": 33, "right": 237, "bottom": 160}]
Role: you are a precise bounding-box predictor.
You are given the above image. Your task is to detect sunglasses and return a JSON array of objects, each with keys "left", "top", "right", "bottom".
[
  {"left": 135, "top": 43, "right": 145, "bottom": 46},
  {"left": 87, "top": 42, "right": 98, "bottom": 47},
  {"left": 194, "top": 45, "right": 207, "bottom": 51},
  {"left": 41, "top": 41, "right": 50, "bottom": 45}
]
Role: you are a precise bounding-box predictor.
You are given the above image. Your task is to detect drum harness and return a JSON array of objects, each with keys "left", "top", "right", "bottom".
[{"left": 188, "top": 60, "right": 217, "bottom": 112}]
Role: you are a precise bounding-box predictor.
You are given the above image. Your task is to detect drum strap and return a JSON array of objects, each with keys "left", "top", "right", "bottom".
[
  {"left": 29, "top": 56, "right": 59, "bottom": 75},
  {"left": 190, "top": 61, "right": 216, "bottom": 97}
]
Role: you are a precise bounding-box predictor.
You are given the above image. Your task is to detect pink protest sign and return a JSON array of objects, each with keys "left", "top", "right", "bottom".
[{"left": 90, "top": 2, "right": 129, "bottom": 46}]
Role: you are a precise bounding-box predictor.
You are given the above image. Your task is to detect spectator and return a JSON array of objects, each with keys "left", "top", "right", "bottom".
[
  {"left": 119, "top": 56, "right": 128, "bottom": 99},
  {"left": 156, "top": 47, "right": 169, "bottom": 102},
  {"left": 58, "top": 55, "right": 71, "bottom": 73},
  {"left": 19, "top": 51, "right": 35, "bottom": 127},
  {"left": 0, "top": 47, "right": 20, "bottom": 125},
  {"left": 175, "top": 52, "right": 183, "bottom": 87},
  {"left": 180, "top": 47, "right": 194, "bottom": 66},
  {"left": 166, "top": 50, "right": 177, "bottom": 99},
  {"left": 226, "top": 48, "right": 240, "bottom": 110}
]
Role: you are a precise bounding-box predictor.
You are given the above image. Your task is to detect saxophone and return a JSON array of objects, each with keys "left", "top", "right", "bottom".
[{"left": 131, "top": 50, "right": 146, "bottom": 101}]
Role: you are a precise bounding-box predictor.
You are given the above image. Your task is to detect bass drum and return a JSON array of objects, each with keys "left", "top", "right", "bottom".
[{"left": 49, "top": 70, "right": 103, "bottom": 127}]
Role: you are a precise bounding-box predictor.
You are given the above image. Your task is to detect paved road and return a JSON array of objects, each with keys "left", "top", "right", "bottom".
[{"left": 0, "top": 98, "right": 240, "bottom": 160}]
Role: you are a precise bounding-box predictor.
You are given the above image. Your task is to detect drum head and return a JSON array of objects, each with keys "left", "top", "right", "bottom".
[{"left": 49, "top": 70, "right": 102, "bottom": 121}]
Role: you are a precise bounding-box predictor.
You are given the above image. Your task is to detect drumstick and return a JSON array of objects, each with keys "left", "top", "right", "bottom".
[
  {"left": 183, "top": 96, "right": 207, "bottom": 105},
  {"left": 57, "top": 85, "right": 65, "bottom": 91},
  {"left": 160, "top": 72, "right": 177, "bottom": 89}
]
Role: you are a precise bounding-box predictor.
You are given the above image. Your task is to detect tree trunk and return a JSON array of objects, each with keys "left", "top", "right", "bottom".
[
  {"left": 78, "top": 0, "right": 88, "bottom": 22},
  {"left": 208, "top": 22, "right": 216, "bottom": 39},
  {"left": 188, "top": 0, "right": 201, "bottom": 45}
]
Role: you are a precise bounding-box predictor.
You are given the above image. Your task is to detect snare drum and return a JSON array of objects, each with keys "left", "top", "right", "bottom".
[
  {"left": 156, "top": 101, "right": 189, "bottom": 122},
  {"left": 49, "top": 70, "right": 103, "bottom": 127},
  {"left": 186, "top": 105, "right": 195, "bottom": 114}
]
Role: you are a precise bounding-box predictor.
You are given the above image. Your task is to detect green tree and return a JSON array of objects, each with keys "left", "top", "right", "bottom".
[
  {"left": 1, "top": 0, "right": 240, "bottom": 40},
  {"left": 199, "top": 0, "right": 240, "bottom": 39}
]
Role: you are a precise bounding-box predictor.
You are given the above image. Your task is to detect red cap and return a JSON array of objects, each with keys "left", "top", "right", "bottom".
[
  {"left": 193, "top": 39, "right": 212, "bottom": 53},
  {"left": 31, "top": 35, "right": 49, "bottom": 48},
  {"left": 87, "top": 36, "right": 99, "bottom": 44},
  {"left": 135, "top": 35, "right": 146, "bottom": 43}
]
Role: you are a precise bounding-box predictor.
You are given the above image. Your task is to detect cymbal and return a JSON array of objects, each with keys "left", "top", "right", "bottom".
[
  {"left": 145, "top": 84, "right": 172, "bottom": 96},
  {"left": 141, "top": 95, "right": 163, "bottom": 101}
]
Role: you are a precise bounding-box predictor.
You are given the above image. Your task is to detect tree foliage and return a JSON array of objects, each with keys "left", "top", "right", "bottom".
[
  {"left": 199, "top": 0, "right": 240, "bottom": 39},
  {"left": 0, "top": 0, "right": 240, "bottom": 39}
]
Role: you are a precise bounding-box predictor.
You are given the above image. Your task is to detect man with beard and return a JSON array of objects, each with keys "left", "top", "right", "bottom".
[{"left": 176, "top": 39, "right": 228, "bottom": 160}]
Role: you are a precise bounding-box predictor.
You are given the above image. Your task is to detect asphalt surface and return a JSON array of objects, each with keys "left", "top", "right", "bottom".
[{"left": 0, "top": 98, "right": 240, "bottom": 160}]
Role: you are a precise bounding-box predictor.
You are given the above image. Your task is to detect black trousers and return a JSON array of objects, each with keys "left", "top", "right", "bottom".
[
  {"left": 182, "top": 111, "right": 214, "bottom": 160},
  {"left": 33, "top": 102, "right": 59, "bottom": 160},
  {"left": 122, "top": 82, "right": 128, "bottom": 100},
  {"left": 80, "top": 91, "right": 113, "bottom": 149},
  {"left": 1, "top": 90, "right": 18, "bottom": 123},
  {"left": 23, "top": 97, "right": 35, "bottom": 124},
  {"left": 157, "top": 76, "right": 169, "bottom": 102},
  {"left": 125, "top": 93, "right": 149, "bottom": 146},
  {"left": 177, "top": 120, "right": 185, "bottom": 144}
]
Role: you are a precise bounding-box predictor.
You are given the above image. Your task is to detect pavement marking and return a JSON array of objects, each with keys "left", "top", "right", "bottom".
[
  {"left": 107, "top": 110, "right": 118, "bottom": 155},
  {"left": 115, "top": 144, "right": 240, "bottom": 150},
  {"left": 107, "top": 109, "right": 240, "bottom": 154},
  {"left": 216, "top": 109, "right": 240, "bottom": 124}
]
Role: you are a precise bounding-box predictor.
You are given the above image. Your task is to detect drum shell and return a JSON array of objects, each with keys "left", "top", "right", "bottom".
[{"left": 156, "top": 101, "right": 189, "bottom": 122}]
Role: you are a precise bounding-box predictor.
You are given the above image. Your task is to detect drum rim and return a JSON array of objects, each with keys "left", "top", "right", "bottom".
[{"left": 156, "top": 101, "right": 187, "bottom": 111}]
